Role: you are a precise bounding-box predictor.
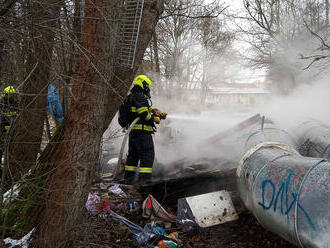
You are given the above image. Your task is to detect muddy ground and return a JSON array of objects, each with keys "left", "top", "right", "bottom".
[{"left": 74, "top": 183, "right": 297, "bottom": 248}]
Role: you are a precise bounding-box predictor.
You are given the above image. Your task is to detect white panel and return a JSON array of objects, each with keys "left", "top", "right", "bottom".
[{"left": 185, "top": 190, "right": 238, "bottom": 227}]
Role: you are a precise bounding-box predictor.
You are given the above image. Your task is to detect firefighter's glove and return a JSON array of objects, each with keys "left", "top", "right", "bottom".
[
  {"left": 153, "top": 116, "right": 161, "bottom": 124},
  {"left": 158, "top": 111, "right": 167, "bottom": 120}
]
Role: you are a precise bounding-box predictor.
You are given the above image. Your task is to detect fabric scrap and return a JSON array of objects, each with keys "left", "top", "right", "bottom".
[{"left": 142, "top": 194, "right": 176, "bottom": 222}]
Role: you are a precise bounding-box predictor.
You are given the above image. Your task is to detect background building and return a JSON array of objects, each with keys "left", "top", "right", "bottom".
[{"left": 206, "top": 82, "right": 270, "bottom": 106}]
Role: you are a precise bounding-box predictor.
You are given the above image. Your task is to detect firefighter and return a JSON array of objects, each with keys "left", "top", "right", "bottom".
[
  {"left": 0, "top": 86, "right": 19, "bottom": 163},
  {"left": 124, "top": 75, "right": 167, "bottom": 184}
]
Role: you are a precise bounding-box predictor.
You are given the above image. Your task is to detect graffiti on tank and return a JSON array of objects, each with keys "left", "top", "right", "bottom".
[
  {"left": 267, "top": 161, "right": 282, "bottom": 180},
  {"left": 258, "top": 173, "right": 315, "bottom": 230},
  {"left": 266, "top": 162, "right": 308, "bottom": 184},
  {"left": 262, "top": 149, "right": 287, "bottom": 159}
]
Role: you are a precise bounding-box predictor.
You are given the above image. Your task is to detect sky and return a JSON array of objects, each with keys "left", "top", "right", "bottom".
[
  {"left": 218, "top": 0, "right": 267, "bottom": 83},
  {"left": 204, "top": 0, "right": 243, "bottom": 10},
  {"left": 222, "top": 0, "right": 242, "bottom": 10}
]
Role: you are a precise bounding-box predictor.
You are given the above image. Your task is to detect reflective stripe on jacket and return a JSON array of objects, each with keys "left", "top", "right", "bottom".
[
  {"left": 128, "top": 90, "right": 154, "bottom": 133},
  {"left": 132, "top": 124, "right": 153, "bottom": 132},
  {"left": 1, "top": 111, "right": 18, "bottom": 117}
]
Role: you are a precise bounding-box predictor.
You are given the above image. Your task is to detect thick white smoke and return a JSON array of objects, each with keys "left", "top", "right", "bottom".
[{"left": 258, "top": 75, "right": 330, "bottom": 132}]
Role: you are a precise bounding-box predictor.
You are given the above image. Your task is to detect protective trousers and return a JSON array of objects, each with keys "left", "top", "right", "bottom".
[
  {"left": 0, "top": 126, "right": 7, "bottom": 178},
  {"left": 0, "top": 125, "right": 7, "bottom": 163},
  {"left": 124, "top": 131, "right": 154, "bottom": 184}
]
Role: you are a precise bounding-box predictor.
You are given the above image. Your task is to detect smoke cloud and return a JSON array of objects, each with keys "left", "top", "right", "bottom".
[
  {"left": 258, "top": 74, "right": 330, "bottom": 132},
  {"left": 102, "top": 28, "right": 330, "bottom": 179}
]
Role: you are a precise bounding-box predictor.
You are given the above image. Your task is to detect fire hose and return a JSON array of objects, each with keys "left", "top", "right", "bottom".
[{"left": 114, "top": 117, "right": 140, "bottom": 179}]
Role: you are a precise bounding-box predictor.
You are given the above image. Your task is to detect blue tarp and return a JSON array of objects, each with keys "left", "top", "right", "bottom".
[{"left": 47, "top": 84, "right": 63, "bottom": 124}]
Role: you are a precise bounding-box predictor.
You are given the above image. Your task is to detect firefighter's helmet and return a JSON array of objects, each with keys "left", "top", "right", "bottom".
[
  {"left": 133, "top": 75, "right": 152, "bottom": 89},
  {"left": 4, "top": 86, "right": 15, "bottom": 94}
]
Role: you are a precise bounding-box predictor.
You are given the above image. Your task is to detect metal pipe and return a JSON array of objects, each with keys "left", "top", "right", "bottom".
[
  {"left": 243, "top": 122, "right": 297, "bottom": 152},
  {"left": 294, "top": 120, "right": 330, "bottom": 160},
  {"left": 261, "top": 115, "right": 265, "bottom": 131},
  {"left": 237, "top": 142, "right": 330, "bottom": 248}
]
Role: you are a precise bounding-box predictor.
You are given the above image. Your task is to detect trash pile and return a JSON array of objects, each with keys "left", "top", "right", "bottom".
[
  {"left": 3, "top": 228, "right": 35, "bottom": 248},
  {"left": 85, "top": 182, "right": 185, "bottom": 247},
  {"left": 85, "top": 183, "right": 141, "bottom": 217},
  {"left": 85, "top": 179, "right": 242, "bottom": 248}
]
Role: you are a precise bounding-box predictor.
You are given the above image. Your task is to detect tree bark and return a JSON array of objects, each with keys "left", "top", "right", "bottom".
[
  {"left": 5, "top": 0, "right": 64, "bottom": 189},
  {"left": 153, "top": 29, "right": 161, "bottom": 74},
  {"left": 0, "top": 0, "right": 16, "bottom": 82},
  {"left": 0, "top": 0, "right": 17, "bottom": 17},
  {"left": 35, "top": 0, "right": 164, "bottom": 247},
  {"left": 0, "top": 40, "right": 4, "bottom": 78},
  {"left": 0, "top": 0, "right": 164, "bottom": 243},
  {"left": 326, "top": 0, "right": 329, "bottom": 25},
  {"left": 36, "top": 0, "right": 108, "bottom": 245},
  {"left": 104, "top": 0, "right": 165, "bottom": 127}
]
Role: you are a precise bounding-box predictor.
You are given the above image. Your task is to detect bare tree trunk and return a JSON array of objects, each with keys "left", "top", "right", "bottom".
[
  {"left": 36, "top": 1, "right": 108, "bottom": 245},
  {"left": 326, "top": 0, "right": 329, "bottom": 25},
  {"left": 0, "top": 0, "right": 16, "bottom": 83},
  {"left": 152, "top": 29, "right": 163, "bottom": 95},
  {"left": 0, "top": 40, "right": 4, "bottom": 79},
  {"left": 153, "top": 29, "right": 160, "bottom": 74},
  {"left": 6, "top": 0, "right": 64, "bottom": 189},
  {"left": 0, "top": 0, "right": 17, "bottom": 17},
  {"left": 0, "top": 0, "right": 164, "bottom": 243},
  {"left": 73, "top": 0, "right": 82, "bottom": 43},
  {"left": 103, "top": 0, "right": 165, "bottom": 127},
  {"left": 35, "top": 0, "right": 164, "bottom": 247}
]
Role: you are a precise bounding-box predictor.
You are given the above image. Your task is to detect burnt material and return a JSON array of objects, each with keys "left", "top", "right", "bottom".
[
  {"left": 295, "top": 120, "right": 330, "bottom": 160},
  {"left": 137, "top": 167, "right": 245, "bottom": 213}
]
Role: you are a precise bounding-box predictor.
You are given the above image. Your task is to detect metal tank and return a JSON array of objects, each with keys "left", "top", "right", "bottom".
[
  {"left": 294, "top": 120, "right": 330, "bottom": 160},
  {"left": 237, "top": 142, "right": 330, "bottom": 248},
  {"left": 242, "top": 120, "right": 297, "bottom": 151}
]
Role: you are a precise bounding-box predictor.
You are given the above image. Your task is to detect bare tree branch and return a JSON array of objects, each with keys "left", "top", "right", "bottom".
[
  {"left": 0, "top": 0, "right": 17, "bottom": 16},
  {"left": 299, "top": 53, "right": 330, "bottom": 69},
  {"left": 304, "top": 20, "right": 330, "bottom": 50}
]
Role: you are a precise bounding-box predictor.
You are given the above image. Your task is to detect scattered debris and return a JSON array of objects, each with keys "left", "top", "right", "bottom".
[
  {"left": 138, "top": 167, "right": 245, "bottom": 213},
  {"left": 74, "top": 170, "right": 297, "bottom": 248},
  {"left": 109, "top": 210, "right": 183, "bottom": 248},
  {"left": 3, "top": 184, "right": 20, "bottom": 203},
  {"left": 177, "top": 197, "right": 202, "bottom": 234},
  {"left": 109, "top": 184, "right": 128, "bottom": 197},
  {"left": 85, "top": 193, "right": 101, "bottom": 216},
  {"left": 179, "top": 190, "right": 238, "bottom": 228},
  {"left": 202, "top": 113, "right": 262, "bottom": 146},
  {"left": 107, "top": 157, "right": 119, "bottom": 166},
  {"left": 3, "top": 228, "right": 35, "bottom": 248},
  {"left": 127, "top": 199, "right": 140, "bottom": 212},
  {"left": 154, "top": 226, "right": 183, "bottom": 248},
  {"left": 142, "top": 194, "right": 176, "bottom": 222}
]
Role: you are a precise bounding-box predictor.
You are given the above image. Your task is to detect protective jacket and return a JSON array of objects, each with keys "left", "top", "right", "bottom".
[
  {"left": 0, "top": 92, "right": 18, "bottom": 133},
  {"left": 128, "top": 85, "right": 156, "bottom": 133},
  {"left": 0, "top": 90, "right": 18, "bottom": 163},
  {"left": 124, "top": 85, "right": 156, "bottom": 184}
]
